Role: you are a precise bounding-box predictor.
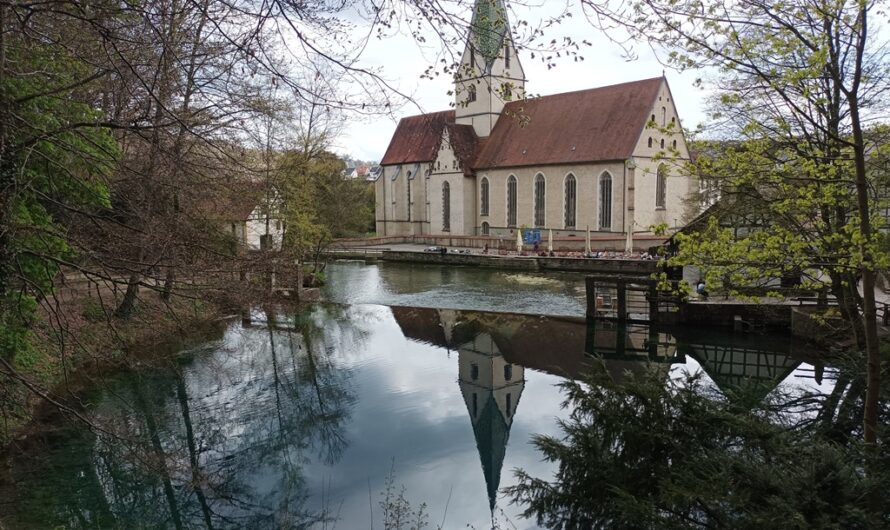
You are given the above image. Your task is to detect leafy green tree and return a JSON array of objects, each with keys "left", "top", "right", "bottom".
[
  {"left": 276, "top": 148, "right": 373, "bottom": 273},
  {"left": 577, "top": 0, "right": 889, "bottom": 457},
  {"left": 0, "top": 14, "right": 116, "bottom": 366}
]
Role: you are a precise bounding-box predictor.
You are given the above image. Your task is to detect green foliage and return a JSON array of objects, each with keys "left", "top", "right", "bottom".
[
  {"left": 0, "top": 35, "right": 118, "bottom": 363},
  {"left": 507, "top": 363, "right": 878, "bottom": 529},
  {"left": 276, "top": 149, "right": 373, "bottom": 265},
  {"left": 673, "top": 137, "right": 890, "bottom": 300},
  {"left": 81, "top": 300, "right": 107, "bottom": 323}
]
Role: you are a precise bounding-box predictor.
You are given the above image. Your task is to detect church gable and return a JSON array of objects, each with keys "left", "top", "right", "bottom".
[
  {"left": 632, "top": 79, "right": 691, "bottom": 160},
  {"left": 433, "top": 128, "right": 459, "bottom": 174}
]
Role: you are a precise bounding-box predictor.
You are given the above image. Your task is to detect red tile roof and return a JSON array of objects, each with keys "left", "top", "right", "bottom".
[
  {"left": 380, "top": 77, "right": 664, "bottom": 172},
  {"left": 474, "top": 77, "right": 663, "bottom": 169},
  {"left": 380, "top": 110, "right": 455, "bottom": 165}
]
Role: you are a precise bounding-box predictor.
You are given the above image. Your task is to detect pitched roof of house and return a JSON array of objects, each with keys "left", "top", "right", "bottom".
[{"left": 380, "top": 77, "right": 665, "bottom": 172}]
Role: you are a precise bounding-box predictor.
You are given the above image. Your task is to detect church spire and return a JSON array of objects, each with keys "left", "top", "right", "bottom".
[
  {"left": 457, "top": 331, "right": 525, "bottom": 513},
  {"left": 455, "top": 0, "right": 525, "bottom": 137},
  {"left": 469, "top": 0, "right": 510, "bottom": 74}
]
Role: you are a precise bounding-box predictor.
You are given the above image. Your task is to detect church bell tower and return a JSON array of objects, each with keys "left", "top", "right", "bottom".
[{"left": 455, "top": 0, "right": 526, "bottom": 138}]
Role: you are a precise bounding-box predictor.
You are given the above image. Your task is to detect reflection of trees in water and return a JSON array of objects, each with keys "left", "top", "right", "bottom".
[
  {"left": 506, "top": 357, "right": 888, "bottom": 528},
  {"left": 3, "top": 305, "right": 361, "bottom": 529},
  {"left": 388, "top": 307, "right": 885, "bottom": 527}
]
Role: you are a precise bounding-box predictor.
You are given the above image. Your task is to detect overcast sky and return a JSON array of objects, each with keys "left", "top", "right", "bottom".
[{"left": 331, "top": 2, "right": 714, "bottom": 162}]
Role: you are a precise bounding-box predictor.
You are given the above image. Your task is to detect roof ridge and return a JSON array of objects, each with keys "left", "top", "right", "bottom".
[
  {"left": 507, "top": 76, "right": 663, "bottom": 105},
  {"left": 392, "top": 77, "right": 663, "bottom": 122}
]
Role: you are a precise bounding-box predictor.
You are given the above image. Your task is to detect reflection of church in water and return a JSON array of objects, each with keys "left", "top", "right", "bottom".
[
  {"left": 456, "top": 331, "right": 524, "bottom": 511},
  {"left": 390, "top": 306, "right": 821, "bottom": 512}
]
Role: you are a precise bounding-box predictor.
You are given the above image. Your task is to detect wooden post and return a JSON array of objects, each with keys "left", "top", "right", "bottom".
[
  {"left": 295, "top": 260, "right": 303, "bottom": 302},
  {"left": 616, "top": 280, "right": 627, "bottom": 322},
  {"left": 647, "top": 323, "right": 659, "bottom": 360},
  {"left": 648, "top": 282, "right": 659, "bottom": 323},
  {"left": 616, "top": 321, "right": 627, "bottom": 356},
  {"left": 585, "top": 277, "right": 597, "bottom": 319}
]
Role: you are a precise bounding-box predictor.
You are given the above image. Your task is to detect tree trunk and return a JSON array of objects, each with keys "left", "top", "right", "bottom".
[
  {"left": 133, "top": 379, "right": 184, "bottom": 530},
  {"left": 175, "top": 372, "right": 214, "bottom": 529},
  {"left": 844, "top": 6, "right": 882, "bottom": 522},
  {"left": 162, "top": 266, "right": 175, "bottom": 302},
  {"left": 115, "top": 273, "right": 141, "bottom": 318},
  {"left": 829, "top": 271, "right": 864, "bottom": 347}
]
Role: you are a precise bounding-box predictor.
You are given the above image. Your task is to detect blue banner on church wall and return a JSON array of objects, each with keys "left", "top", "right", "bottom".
[{"left": 522, "top": 229, "right": 542, "bottom": 244}]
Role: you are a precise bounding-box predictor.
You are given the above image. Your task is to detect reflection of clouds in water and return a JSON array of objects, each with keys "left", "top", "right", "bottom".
[
  {"left": 8, "top": 296, "right": 842, "bottom": 530},
  {"left": 298, "top": 308, "right": 569, "bottom": 527}
]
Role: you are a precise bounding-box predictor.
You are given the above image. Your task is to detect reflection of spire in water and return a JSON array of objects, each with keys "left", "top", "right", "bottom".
[{"left": 457, "top": 332, "right": 525, "bottom": 513}]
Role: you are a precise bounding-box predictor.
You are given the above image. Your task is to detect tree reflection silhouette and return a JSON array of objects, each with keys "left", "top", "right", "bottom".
[
  {"left": 3, "top": 305, "right": 360, "bottom": 528},
  {"left": 506, "top": 357, "right": 888, "bottom": 529}
]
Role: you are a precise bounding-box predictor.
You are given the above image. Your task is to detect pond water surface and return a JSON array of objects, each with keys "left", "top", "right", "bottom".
[{"left": 0, "top": 262, "right": 831, "bottom": 529}]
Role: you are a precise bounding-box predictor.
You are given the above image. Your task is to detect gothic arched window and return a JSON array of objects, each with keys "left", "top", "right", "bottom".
[
  {"left": 481, "top": 222, "right": 490, "bottom": 235},
  {"left": 564, "top": 173, "right": 577, "bottom": 229},
  {"left": 599, "top": 172, "right": 612, "bottom": 230},
  {"left": 507, "top": 175, "right": 518, "bottom": 227},
  {"left": 656, "top": 164, "right": 667, "bottom": 209},
  {"left": 480, "top": 176, "right": 490, "bottom": 216},
  {"left": 442, "top": 181, "right": 451, "bottom": 232},
  {"left": 467, "top": 83, "right": 477, "bottom": 103},
  {"left": 648, "top": 137, "right": 653, "bottom": 148},
  {"left": 534, "top": 173, "right": 546, "bottom": 227}
]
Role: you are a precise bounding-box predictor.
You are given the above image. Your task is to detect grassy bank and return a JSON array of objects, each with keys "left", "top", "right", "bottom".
[{"left": 1, "top": 289, "right": 231, "bottom": 446}]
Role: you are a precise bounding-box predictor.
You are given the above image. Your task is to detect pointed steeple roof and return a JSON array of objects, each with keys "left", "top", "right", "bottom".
[
  {"left": 469, "top": 0, "right": 510, "bottom": 73},
  {"left": 470, "top": 392, "right": 511, "bottom": 512}
]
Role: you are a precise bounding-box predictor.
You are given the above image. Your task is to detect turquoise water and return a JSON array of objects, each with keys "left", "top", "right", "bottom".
[
  {"left": 0, "top": 262, "right": 829, "bottom": 529},
  {"left": 322, "top": 260, "right": 588, "bottom": 316}
]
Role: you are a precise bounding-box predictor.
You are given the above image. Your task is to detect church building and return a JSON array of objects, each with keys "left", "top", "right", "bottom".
[{"left": 375, "top": 0, "right": 696, "bottom": 244}]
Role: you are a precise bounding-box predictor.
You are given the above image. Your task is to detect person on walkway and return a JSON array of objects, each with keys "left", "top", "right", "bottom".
[{"left": 696, "top": 279, "right": 708, "bottom": 300}]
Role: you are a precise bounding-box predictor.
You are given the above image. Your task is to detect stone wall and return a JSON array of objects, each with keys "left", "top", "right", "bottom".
[{"left": 379, "top": 250, "right": 671, "bottom": 276}]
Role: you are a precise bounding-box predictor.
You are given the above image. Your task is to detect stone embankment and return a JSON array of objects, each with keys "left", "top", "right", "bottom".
[
  {"left": 333, "top": 233, "right": 669, "bottom": 252},
  {"left": 377, "top": 250, "right": 674, "bottom": 276}
]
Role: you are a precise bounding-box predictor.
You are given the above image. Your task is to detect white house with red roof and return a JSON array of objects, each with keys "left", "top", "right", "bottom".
[{"left": 375, "top": 0, "right": 697, "bottom": 246}]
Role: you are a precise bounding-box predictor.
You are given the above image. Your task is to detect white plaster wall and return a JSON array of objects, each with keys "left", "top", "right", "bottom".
[
  {"left": 244, "top": 207, "right": 284, "bottom": 251},
  {"left": 630, "top": 79, "right": 699, "bottom": 231},
  {"left": 428, "top": 172, "right": 467, "bottom": 235},
  {"left": 428, "top": 131, "right": 479, "bottom": 235},
  {"left": 376, "top": 163, "right": 431, "bottom": 236},
  {"left": 476, "top": 162, "right": 626, "bottom": 237}
]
